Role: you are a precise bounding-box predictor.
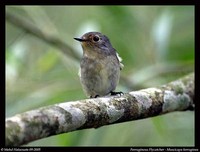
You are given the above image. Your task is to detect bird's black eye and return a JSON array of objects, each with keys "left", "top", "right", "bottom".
[{"left": 93, "top": 35, "right": 100, "bottom": 42}]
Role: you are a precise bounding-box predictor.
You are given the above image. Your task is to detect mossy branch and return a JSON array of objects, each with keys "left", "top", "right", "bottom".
[{"left": 6, "top": 73, "right": 194, "bottom": 146}]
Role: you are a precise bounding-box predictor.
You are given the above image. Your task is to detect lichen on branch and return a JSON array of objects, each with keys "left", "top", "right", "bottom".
[{"left": 6, "top": 73, "right": 194, "bottom": 146}]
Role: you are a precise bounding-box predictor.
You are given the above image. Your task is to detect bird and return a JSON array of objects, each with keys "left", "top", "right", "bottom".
[{"left": 74, "top": 32, "right": 123, "bottom": 98}]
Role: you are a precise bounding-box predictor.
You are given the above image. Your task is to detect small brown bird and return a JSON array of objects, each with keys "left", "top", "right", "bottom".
[{"left": 74, "top": 32, "right": 123, "bottom": 98}]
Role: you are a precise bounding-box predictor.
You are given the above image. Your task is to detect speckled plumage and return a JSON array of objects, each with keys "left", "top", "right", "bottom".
[{"left": 74, "top": 32, "right": 123, "bottom": 98}]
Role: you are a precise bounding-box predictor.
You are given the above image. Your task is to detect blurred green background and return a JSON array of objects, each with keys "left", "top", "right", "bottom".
[{"left": 6, "top": 6, "right": 194, "bottom": 146}]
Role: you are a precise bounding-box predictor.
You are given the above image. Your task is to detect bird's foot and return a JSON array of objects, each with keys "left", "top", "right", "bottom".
[
  {"left": 110, "top": 91, "right": 124, "bottom": 96},
  {"left": 90, "top": 95, "right": 100, "bottom": 98}
]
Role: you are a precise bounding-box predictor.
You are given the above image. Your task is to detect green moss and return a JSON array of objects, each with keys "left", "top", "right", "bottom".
[
  {"left": 6, "top": 120, "right": 21, "bottom": 146},
  {"left": 174, "top": 83, "right": 184, "bottom": 94}
]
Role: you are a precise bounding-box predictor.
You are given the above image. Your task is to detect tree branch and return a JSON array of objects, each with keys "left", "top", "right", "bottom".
[
  {"left": 6, "top": 11, "right": 80, "bottom": 61},
  {"left": 5, "top": 73, "right": 194, "bottom": 146}
]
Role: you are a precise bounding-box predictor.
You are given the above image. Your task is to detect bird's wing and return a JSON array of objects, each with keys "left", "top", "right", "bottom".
[{"left": 116, "top": 52, "right": 124, "bottom": 70}]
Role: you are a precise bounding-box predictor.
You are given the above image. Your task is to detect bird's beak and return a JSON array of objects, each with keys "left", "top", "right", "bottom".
[{"left": 74, "top": 37, "right": 87, "bottom": 42}]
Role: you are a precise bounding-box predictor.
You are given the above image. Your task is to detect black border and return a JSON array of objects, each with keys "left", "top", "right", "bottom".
[{"left": 2, "top": 1, "right": 199, "bottom": 151}]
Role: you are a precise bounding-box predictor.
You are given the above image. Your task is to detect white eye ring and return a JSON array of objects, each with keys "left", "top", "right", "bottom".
[{"left": 93, "top": 35, "right": 100, "bottom": 42}]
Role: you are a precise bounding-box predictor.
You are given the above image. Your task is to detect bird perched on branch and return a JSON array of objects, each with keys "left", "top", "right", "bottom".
[{"left": 74, "top": 32, "right": 123, "bottom": 98}]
